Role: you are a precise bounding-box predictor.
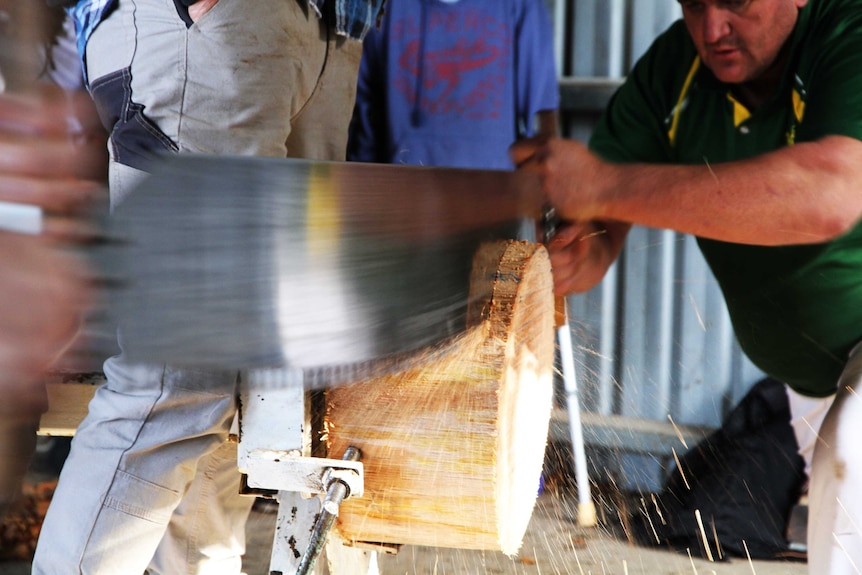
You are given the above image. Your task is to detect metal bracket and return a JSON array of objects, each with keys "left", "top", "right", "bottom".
[
  {"left": 296, "top": 446, "right": 363, "bottom": 575},
  {"left": 241, "top": 449, "right": 364, "bottom": 499}
]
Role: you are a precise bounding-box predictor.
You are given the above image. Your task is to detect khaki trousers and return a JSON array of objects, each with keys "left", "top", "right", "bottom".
[{"left": 33, "top": 1, "right": 361, "bottom": 573}]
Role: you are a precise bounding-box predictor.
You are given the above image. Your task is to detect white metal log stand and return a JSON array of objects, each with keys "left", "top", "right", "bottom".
[{"left": 238, "top": 368, "right": 376, "bottom": 575}]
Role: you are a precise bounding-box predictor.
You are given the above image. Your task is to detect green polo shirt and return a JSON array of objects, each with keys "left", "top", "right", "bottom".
[{"left": 590, "top": 0, "right": 862, "bottom": 397}]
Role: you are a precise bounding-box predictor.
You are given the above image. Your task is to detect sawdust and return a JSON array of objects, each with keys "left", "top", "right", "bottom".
[
  {"left": 0, "top": 480, "right": 56, "bottom": 562},
  {"left": 325, "top": 240, "right": 555, "bottom": 555}
]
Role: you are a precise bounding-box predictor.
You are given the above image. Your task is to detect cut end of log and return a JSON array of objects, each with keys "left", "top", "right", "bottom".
[{"left": 326, "top": 240, "right": 555, "bottom": 555}]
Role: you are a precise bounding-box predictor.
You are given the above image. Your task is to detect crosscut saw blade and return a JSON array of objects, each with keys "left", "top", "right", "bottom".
[{"left": 96, "top": 155, "right": 544, "bottom": 385}]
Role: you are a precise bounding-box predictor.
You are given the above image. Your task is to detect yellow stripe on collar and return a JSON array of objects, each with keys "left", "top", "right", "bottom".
[
  {"left": 792, "top": 88, "right": 806, "bottom": 123},
  {"left": 786, "top": 89, "right": 806, "bottom": 145},
  {"left": 726, "top": 92, "right": 751, "bottom": 128},
  {"left": 668, "top": 56, "right": 701, "bottom": 147}
]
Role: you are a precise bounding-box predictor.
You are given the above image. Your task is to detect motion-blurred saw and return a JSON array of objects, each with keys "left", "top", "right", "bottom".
[
  {"left": 92, "top": 155, "right": 545, "bottom": 384},
  {"left": 0, "top": 7, "right": 548, "bottom": 386}
]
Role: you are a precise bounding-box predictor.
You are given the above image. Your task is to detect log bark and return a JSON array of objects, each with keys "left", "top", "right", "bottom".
[{"left": 325, "top": 240, "right": 555, "bottom": 555}]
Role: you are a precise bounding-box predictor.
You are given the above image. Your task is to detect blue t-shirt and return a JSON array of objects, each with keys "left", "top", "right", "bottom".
[{"left": 348, "top": 0, "right": 559, "bottom": 170}]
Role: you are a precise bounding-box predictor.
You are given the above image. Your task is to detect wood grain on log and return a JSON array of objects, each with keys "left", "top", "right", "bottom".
[{"left": 326, "top": 240, "right": 555, "bottom": 555}]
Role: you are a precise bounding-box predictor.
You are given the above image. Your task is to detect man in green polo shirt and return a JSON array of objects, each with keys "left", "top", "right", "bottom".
[{"left": 512, "top": 0, "right": 862, "bottom": 572}]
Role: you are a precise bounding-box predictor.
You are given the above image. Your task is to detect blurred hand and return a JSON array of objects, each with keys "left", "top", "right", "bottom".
[
  {"left": 0, "top": 4, "right": 105, "bottom": 513},
  {"left": 512, "top": 137, "right": 629, "bottom": 295},
  {"left": 510, "top": 136, "right": 607, "bottom": 223},
  {"left": 188, "top": 0, "right": 219, "bottom": 22},
  {"left": 544, "top": 220, "right": 627, "bottom": 295},
  {"left": 0, "top": 86, "right": 106, "bottom": 220},
  {"left": 0, "top": 87, "right": 105, "bottom": 394},
  {"left": 0, "top": 232, "right": 91, "bottom": 400}
]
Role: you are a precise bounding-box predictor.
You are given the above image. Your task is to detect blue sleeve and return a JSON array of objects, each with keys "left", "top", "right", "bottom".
[
  {"left": 515, "top": 0, "right": 559, "bottom": 137},
  {"left": 347, "top": 28, "right": 385, "bottom": 163}
]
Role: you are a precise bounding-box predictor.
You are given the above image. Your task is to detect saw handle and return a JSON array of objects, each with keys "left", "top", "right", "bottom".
[
  {"left": 540, "top": 204, "right": 560, "bottom": 245},
  {"left": 0, "top": 201, "right": 42, "bottom": 235},
  {"left": 539, "top": 204, "right": 568, "bottom": 327}
]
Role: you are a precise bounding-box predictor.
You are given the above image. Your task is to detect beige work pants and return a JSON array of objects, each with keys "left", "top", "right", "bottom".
[{"left": 33, "top": 1, "right": 361, "bottom": 573}]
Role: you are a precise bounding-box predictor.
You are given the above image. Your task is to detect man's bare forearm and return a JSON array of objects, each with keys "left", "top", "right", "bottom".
[{"left": 594, "top": 135, "right": 862, "bottom": 246}]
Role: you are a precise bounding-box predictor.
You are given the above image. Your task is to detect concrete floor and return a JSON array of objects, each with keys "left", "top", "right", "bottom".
[
  {"left": 0, "top": 436, "right": 809, "bottom": 575},
  {"left": 0, "top": 484, "right": 808, "bottom": 575},
  {"left": 241, "top": 489, "right": 808, "bottom": 575}
]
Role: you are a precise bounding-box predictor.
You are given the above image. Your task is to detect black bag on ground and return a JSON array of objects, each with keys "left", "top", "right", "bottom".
[{"left": 629, "top": 377, "right": 806, "bottom": 560}]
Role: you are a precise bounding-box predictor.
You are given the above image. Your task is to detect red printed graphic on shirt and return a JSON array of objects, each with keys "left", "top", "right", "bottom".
[{"left": 391, "top": 8, "right": 511, "bottom": 120}]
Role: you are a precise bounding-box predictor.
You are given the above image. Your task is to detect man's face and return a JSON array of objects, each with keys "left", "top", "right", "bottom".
[{"left": 678, "top": 0, "right": 808, "bottom": 84}]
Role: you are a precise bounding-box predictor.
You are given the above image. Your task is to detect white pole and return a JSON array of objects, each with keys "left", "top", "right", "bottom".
[{"left": 558, "top": 300, "right": 597, "bottom": 527}]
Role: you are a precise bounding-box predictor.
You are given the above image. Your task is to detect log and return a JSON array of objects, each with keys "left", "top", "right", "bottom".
[{"left": 325, "top": 240, "right": 555, "bottom": 555}]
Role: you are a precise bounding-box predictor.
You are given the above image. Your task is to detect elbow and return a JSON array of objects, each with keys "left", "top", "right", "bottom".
[
  {"left": 815, "top": 210, "right": 860, "bottom": 242},
  {"left": 796, "top": 202, "right": 861, "bottom": 244},
  {"left": 804, "top": 136, "right": 862, "bottom": 241}
]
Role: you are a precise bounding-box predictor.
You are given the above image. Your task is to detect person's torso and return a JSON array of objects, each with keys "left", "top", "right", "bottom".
[
  {"left": 376, "top": 0, "right": 525, "bottom": 169},
  {"left": 591, "top": 0, "right": 862, "bottom": 396}
]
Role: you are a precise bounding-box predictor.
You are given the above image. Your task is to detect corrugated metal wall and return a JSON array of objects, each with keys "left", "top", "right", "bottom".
[{"left": 546, "top": 0, "right": 766, "bottom": 491}]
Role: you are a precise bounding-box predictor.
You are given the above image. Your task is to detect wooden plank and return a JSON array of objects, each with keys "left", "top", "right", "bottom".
[
  {"left": 38, "top": 378, "right": 104, "bottom": 436},
  {"left": 549, "top": 407, "right": 715, "bottom": 457}
]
